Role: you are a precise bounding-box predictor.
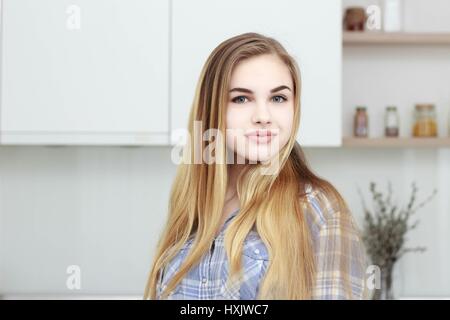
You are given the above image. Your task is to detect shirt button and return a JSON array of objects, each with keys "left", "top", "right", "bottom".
[
  {"left": 254, "top": 249, "right": 260, "bottom": 255},
  {"left": 202, "top": 278, "right": 207, "bottom": 284}
]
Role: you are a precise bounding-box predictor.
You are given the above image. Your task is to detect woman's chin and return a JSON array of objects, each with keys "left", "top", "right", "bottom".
[{"left": 241, "top": 149, "right": 277, "bottom": 164}]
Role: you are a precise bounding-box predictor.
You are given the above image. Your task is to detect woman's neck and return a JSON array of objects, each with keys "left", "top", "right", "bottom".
[{"left": 226, "top": 164, "right": 245, "bottom": 202}]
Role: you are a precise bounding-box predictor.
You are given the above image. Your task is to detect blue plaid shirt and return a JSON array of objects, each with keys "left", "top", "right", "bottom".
[{"left": 156, "top": 184, "right": 368, "bottom": 299}]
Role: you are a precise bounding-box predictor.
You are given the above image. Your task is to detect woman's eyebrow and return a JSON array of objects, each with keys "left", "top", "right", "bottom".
[{"left": 229, "top": 85, "right": 292, "bottom": 94}]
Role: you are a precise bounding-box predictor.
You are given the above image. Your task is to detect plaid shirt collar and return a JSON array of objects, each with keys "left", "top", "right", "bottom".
[{"left": 220, "top": 208, "right": 240, "bottom": 233}]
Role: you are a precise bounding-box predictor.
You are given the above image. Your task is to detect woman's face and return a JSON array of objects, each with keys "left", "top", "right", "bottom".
[{"left": 226, "top": 54, "right": 295, "bottom": 163}]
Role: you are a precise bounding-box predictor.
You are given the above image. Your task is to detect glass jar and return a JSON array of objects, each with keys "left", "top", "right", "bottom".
[
  {"left": 413, "top": 104, "right": 437, "bottom": 137},
  {"left": 383, "top": 0, "right": 403, "bottom": 32},
  {"left": 385, "top": 106, "right": 399, "bottom": 137},
  {"left": 354, "top": 106, "right": 368, "bottom": 137},
  {"left": 343, "top": 7, "right": 366, "bottom": 31}
]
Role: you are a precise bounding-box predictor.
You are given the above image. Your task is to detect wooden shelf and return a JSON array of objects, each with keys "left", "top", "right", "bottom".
[
  {"left": 342, "top": 137, "right": 450, "bottom": 148},
  {"left": 343, "top": 31, "right": 450, "bottom": 45}
]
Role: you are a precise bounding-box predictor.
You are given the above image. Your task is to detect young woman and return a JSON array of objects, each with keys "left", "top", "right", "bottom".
[{"left": 144, "top": 32, "right": 368, "bottom": 300}]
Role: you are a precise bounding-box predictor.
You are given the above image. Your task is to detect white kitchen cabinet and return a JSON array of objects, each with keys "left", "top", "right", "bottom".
[
  {"left": 171, "top": 0, "right": 342, "bottom": 147},
  {"left": 0, "top": 0, "right": 169, "bottom": 145}
]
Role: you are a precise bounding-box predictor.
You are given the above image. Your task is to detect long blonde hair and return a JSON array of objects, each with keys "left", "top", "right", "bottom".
[{"left": 144, "top": 32, "right": 365, "bottom": 299}]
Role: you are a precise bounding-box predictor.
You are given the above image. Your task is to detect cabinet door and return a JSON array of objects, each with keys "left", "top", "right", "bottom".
[
  {"left": 1, "top": 0, "right": 169, "bottom": 145},
  {"left": 171, "top": 0, "right": 342, "bottom": 147}
]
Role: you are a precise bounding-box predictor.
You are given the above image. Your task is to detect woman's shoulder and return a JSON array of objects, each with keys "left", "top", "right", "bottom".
[
  {"left": 303, "top": 183, "right": 328, "bottom": 229},
  {"left": 303, "top": 183, "right": 369, "bottom": 299},
  {"left": 302, "top": 183, "right": 358, "bottom": 238}
]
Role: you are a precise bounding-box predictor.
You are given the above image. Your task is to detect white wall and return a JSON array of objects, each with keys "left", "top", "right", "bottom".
[
  {"left": 1, "top": 0, "right": 450, "bottom": 298},
  {"left": 0, "top": 146, "right": 177, "bottom": 296}
]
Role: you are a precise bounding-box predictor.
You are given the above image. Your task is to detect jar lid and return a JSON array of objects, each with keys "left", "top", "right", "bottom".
[
  {"left": 345, "top": 7, "right": 366, "bottom": 14},
  {"left": 356, "top": 106, "right": 366, "bottom": 111},
  {"left": 415, "top": 104, "right": 435, "bottom": 110},
  {"left": 386, "top": 106, "right": 397, "bottom": 110}
]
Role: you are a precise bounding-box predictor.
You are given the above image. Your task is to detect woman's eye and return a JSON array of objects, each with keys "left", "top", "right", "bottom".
[
  {"left": 272, "top": 95, "right": 287, "bottom": 103},
  {"left": 231, "top": 95, "right": 287, "bottom": 104},
  {"left": 231, "top": 96, "right": 248, "bottom": 104}
]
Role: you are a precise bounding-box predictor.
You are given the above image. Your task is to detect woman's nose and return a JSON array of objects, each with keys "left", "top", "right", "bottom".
[{"left": 252, "top": 102, "right": 272, "bottom": 125}]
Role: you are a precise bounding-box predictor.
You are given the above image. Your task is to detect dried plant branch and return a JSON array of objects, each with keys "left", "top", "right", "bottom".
[{"left": 359, "top": 181, "right": 437, "bottom": 272}]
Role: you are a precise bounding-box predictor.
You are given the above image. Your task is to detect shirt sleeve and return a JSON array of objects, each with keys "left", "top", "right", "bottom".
[
  {"left": 309, "top": 192, "right": 369, "bottom": 300},
  {"left": 155, "top": 267, "right": 164, "bottom": 299}
]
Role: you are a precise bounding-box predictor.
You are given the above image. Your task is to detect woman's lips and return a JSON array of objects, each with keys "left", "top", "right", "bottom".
[
  {"left": 244, "top": 129, "right": 278, "bottom": 144},
  {"left": 246, "top": 134, "right": 274, "bottom": 144}
]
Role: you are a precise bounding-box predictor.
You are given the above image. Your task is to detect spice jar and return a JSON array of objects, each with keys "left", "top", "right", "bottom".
[
  {"left": 354, "top": 106, "right": 368, "bottom": 137},
  {"left": 343, "top": 7, "right": 367, "bottom": 31},
  {"left": 413, "top": 104, "right": 437, "bottom": 137},
  {"left": 385, "top": 106, "right": 399, "bottom": 137}
]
